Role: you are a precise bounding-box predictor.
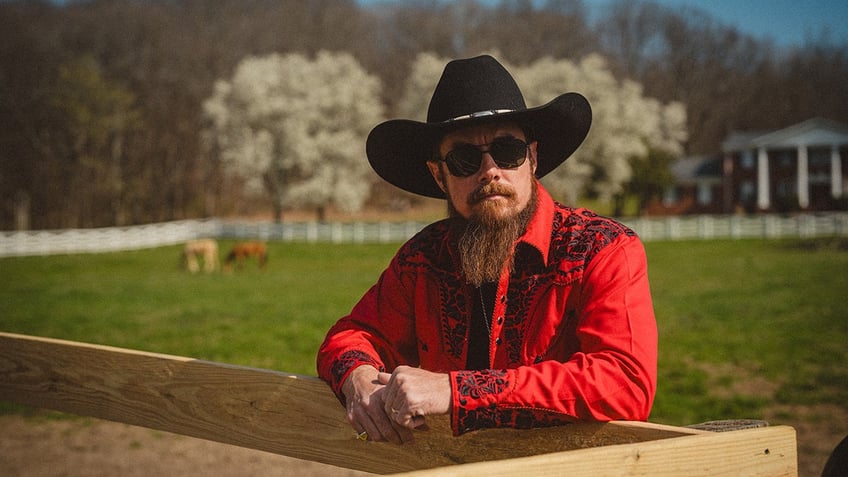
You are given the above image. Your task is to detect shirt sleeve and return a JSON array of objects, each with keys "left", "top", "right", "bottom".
[
  {"left": 448, "top": 235, "right": 658, "bottom": 435},
  {"left": 316, "top": 255, "right": 418, "bottom": 404}
]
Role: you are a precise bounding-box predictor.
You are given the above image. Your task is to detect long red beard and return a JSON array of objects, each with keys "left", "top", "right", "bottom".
[{"left": 451, "top": 182, "right": 537, "bottom": 286}]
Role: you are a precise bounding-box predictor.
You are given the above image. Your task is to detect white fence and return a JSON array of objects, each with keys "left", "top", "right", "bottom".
[
  {"left": 2, "top": 213, "right": 847, "bottom": 257},
  {"left": 621, "top": 213, "right": 848, "bottom": 241},
  {"left": 217, "top": 220, "right": 428, "bottom": 244},
  {"left": 0, "top": 219, "right": 429, "bottom": 257},
  {"left": 0, "top": 219, "right": 221, "bottom": 258}
]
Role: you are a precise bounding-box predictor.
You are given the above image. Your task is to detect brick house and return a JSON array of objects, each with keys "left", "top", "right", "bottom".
[{"left": 652, "top": 118, "right": 848, "bottom": 215}]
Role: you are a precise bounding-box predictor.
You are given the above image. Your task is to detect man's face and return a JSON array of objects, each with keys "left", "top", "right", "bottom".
[{"left": 427, "top": 122, "right": 538, "bottom": 220}]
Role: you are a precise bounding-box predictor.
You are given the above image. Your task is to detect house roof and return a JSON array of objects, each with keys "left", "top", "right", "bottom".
[
  {"left": 671, "top": 155, "right": 722, "bottom": 184},
  {"left": 721, "top": 117, "right": 848, "bottom": 152}
]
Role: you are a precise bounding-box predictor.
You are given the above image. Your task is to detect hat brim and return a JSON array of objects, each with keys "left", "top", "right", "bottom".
[{"left": 366, "top": 92, "right": 592, "bottom": 199}]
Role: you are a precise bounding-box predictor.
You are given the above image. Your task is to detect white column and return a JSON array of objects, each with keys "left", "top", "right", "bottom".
[
  {"left": 757, "top": 147, "right": 770, "bottom": 210},
  {"left": 832, "top": 145, "right": 843, "bottom": 199},
  {"left": 798, "top": 145, "right": 809, "bottom": 209}
]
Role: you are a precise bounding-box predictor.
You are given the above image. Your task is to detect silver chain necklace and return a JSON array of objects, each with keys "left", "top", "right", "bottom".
[{"left": 478, "top": 286, "right": 492, "bottom": 337}]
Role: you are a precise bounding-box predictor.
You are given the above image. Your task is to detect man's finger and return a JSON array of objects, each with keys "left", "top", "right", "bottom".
[{"left": 377, "top": 371, "right": 392, "bottom": 385}]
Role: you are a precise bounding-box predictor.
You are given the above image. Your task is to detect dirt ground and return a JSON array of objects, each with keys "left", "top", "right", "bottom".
[
  {"left": 1, "top": 410, "right": 845, "bottom": 477},
  {"left": 0, "top": 415, "right": 373, "bottom": 477}
]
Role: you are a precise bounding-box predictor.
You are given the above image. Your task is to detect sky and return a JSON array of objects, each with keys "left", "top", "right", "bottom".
[
  {"left": 640, "top": 0, "right": 848, "bottom": 47},
  {"left": 359, "top": 0, "right": 848, "bottom": 48},
  {"left": 44, "top": 0, "right": 848, "bottom": 48}
]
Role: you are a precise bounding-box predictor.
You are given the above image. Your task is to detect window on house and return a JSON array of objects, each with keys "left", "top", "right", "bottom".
[
  {"left": 740, "top": 181, "right": 755, "bottom": 203},
  {"left": 774, "top": 150, "right": 795, "bottom": 170},
  {"left": 663, "top": 186, "right": 678, "bottom": 206},
  {"left": 741, "top": 151, "right": 755, "bottom": 169},
  {"left": 697, "top": 183, "right": 713, "bottom": 205},
  {"left": 809, "top": 147, "right": 830, "bottom": 168}
]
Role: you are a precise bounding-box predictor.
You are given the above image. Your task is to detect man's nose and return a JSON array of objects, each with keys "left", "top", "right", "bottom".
[{"left": 477, "top": 153, "right": 502, "bottom": 182}]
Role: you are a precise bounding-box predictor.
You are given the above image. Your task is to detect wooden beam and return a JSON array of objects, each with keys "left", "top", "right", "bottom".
[
  {"left": 0, "top": 332, "right": 796, "bottom": 475},
  {"left": 392, "top": 425, "right": 797, "bottom": 476}
]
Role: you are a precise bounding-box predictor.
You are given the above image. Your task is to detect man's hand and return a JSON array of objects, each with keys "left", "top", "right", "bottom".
[
  {"left": 342, "top": 365, "right": 414, "bottom": 444},
  {"left": 378, "top": 365, "right": 451, "bottom": 430}
]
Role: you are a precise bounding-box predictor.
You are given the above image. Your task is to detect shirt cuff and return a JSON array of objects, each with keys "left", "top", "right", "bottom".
[
  {"left": 449, "top": 369, "right": 512, "bottom": 435},
  {"left": 329, "top": 350, "right": 384, "bottom": 403}
]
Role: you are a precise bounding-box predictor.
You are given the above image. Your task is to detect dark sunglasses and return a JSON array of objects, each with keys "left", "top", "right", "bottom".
[{"left": 440, "top": 137, "right": 529, "bottom": 177}]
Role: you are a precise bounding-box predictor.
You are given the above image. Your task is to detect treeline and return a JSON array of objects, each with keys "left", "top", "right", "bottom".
[{"left": 1, "top": 0, "right": 846, "bottom": 229}]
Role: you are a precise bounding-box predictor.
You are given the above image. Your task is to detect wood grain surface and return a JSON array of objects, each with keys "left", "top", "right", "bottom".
[{"left": 0, "top": 332, "right": 797, "bottom": 475}]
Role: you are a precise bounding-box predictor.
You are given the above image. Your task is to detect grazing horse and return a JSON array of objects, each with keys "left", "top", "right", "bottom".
[
  {"left": 182, "top": 239, "right": 219, "bottom": 273},
  {"left": 224, "top": 241, "right": 267, "bottom": 272}
]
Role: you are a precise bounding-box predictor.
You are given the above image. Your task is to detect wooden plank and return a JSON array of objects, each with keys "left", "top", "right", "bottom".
[
  {"left": 392, "top": 425, "right": 797, "bottom": 476},
  {"left": 0, "top": 332, "right": 795, "bottom": 475}
]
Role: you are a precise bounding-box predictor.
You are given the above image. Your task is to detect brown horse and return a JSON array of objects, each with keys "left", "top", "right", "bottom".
[
  {"left": 223, "top": 241, "right": 267, "bottom": 272},
  {"left": 182, "top": 239, "right": 219, "bottom": 273}
]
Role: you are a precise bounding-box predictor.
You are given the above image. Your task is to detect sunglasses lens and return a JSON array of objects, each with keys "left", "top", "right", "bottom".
[
  {"left": 445, "top": 146, "right": 483, "bottom": 177},
  {"left": 443, "top": 138, "right": 528, "bottom": 177},
  {"left": 489, "top": 139, "right": 528, "bottom": 168}
]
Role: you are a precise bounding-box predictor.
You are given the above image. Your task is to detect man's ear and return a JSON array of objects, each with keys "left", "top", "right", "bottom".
[
  {"left": 427, "top": 161, "right": 447, "bottom": 193},
  {"left": 528, "top": 141, "right": 539, "bottom": 175}
]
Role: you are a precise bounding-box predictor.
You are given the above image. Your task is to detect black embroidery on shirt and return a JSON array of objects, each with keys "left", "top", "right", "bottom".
[
  {"left": 330, "top": 350, "right": 383, "bottom": 390},
  {"left": 440, "top": 275, "right": 470, "bottom": 359},
  {"left": 551, "top": 205, "right": 636, "bottom": 283},
  {"left": 455, "top": 369, "right": 509, "bottom": 399},
  {"left": 503, "top": 256, "right": 541, "bottom": 365},
  {"left": 456, "top": 404, "right": 572, "bottom": 434},
  {"left": 396, "top": 221, "right": 469, "bottom": 360}
]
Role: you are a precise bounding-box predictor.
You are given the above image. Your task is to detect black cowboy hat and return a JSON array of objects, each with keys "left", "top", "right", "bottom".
[{"left": 366, "top": 54, "right": 592, "bottom": 199}]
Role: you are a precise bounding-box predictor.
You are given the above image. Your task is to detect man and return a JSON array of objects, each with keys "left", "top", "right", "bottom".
[{"left": 317, "top": 55, "right": 657, "bottom": 445}]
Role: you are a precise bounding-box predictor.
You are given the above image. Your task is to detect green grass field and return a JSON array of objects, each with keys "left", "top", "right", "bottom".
[{"left": 2, "top": 237, "right": 847, "bottom": 473}]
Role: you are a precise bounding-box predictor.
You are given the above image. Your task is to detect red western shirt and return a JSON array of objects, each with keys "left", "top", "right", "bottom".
[{"left": 317, "top": 185, "right": 657, "bottom": 435}]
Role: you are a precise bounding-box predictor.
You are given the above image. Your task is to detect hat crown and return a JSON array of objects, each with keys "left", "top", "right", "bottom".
[{"left": 426, "top": 55, "right": 527, "bottom": 124}]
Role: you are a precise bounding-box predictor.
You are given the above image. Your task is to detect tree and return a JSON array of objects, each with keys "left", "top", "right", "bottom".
[
  {"left": 49, "top": 56, "right": 141, "bottom": 227},
  {"left": 513, "top": 54, "right": 687, "bottom": 206},
  {"left": 626, "top": 146, "right": 676, "bottom": 215},
  {"left": 203, "top": 51, "right": 384, "bottom": 221},
  {"left": 395, "top": 52, "right": 449, "bottom": 121},
  {"left": 0, "top": 2, "right": 67, "bottom": 229}
]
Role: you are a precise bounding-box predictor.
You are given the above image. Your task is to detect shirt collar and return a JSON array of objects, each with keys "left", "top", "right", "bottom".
[{"left": 516, "top": 183, "right": 555, "bottom": 266}]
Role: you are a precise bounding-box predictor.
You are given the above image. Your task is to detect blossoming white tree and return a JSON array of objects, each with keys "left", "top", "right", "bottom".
[
  {"left": 515, "top": 54, "right": 688, "bottom": 205},
  {"left": 203, "top": 51, "right": 384, "bottom": 220},
  {"left": 394, "top": 52, "right": 447, "bottom": 121},
  {"left": 397, "top": 53, "right": 688, "bottom": 208}
]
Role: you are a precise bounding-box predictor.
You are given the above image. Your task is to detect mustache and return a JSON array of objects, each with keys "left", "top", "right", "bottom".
[{"left": 468, "top": 182, "right": 516, "bottom": 204}]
